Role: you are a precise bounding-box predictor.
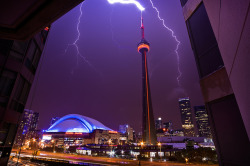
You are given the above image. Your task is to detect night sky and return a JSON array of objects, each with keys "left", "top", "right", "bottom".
[{"left": 26, "top": 0, "right": 204, "bottom": 132}]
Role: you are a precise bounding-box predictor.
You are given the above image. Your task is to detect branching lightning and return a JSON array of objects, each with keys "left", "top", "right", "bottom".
[
  {"left": 64, "top": 2, "right": 98, "bottom": 74},
  {"left": 149, "top": 0, "right": 182, "bottom": 87}
]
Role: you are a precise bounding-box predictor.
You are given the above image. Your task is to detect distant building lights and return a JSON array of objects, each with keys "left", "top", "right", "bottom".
[
  {"left": 65, "top": 132, "right": 74, "bottom": 135},
  {"left": 109, "top": 131, "right": 118, "bottom": 134},
  {"left": 74, "top": 132, "right": 82, "bottom": 135},
  {"left": 44, "top": 27, "right": 49, "bottom": 31}
]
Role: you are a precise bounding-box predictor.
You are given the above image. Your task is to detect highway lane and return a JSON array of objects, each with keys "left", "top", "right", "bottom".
[{"left": 12, "top": 150, "right": 218, "bottom": 166}]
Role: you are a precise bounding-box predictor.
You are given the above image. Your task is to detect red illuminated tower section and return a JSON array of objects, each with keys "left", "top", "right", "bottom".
[{"left": 137, "top": 17, "right": 157, "bottom": 145}]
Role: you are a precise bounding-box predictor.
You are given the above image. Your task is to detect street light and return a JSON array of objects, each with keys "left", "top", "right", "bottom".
[
  {"left": 51, "top": 140, "right": 56, "bottom": 153},
  {"left": 139, "top": 142, "right": 144, "bottom": 166},
  {"left": 108, "top": 139, "right": 113, "bottom": 157},
  {"left": 140, "top": 142, "right": 144, "bottom": 157},
  {"left": 158, "top": 142, "right": 162, "bottom": 161}
]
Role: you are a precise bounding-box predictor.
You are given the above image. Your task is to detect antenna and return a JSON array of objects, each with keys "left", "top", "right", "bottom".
[{"left": 140, "top": 12, "right": 144, "bottom": 39}]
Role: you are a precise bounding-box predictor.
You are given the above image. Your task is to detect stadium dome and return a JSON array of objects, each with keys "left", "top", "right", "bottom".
[{"left": 46, "top": 114, "right": 112, "bottom": 133}]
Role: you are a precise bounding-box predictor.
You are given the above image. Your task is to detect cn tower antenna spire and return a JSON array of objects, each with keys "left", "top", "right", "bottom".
[{"left": 141, "top": 12, "right": 144, "bottom": 39}]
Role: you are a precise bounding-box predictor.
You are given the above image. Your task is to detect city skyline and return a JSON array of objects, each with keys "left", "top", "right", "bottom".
[
  {"left": 1, "top": 0, "right": 249, "bottom": 165},
  {"left": 25, "top": 0, "right": 204, "bottom": 132}
]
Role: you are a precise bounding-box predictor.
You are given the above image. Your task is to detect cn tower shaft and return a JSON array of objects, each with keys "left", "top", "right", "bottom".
[{"left": 137, "top": 16, "right": 157, "bottom": 145}]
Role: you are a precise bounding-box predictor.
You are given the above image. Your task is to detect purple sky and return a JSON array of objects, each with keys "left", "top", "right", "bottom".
[{"left": 26, "top": 0, "right": 204, "bottom": 132}]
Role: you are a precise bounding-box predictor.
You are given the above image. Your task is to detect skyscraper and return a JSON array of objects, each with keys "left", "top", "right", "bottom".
[
  {"left": 30, "top": 112, "right": 39, "bottom": 131},
  {"left": 137, "top": 17, "right": 157, "bottom": 145},
  {"left": 27, "top": 112, "right": 39, "bottom": 140},
  {"left": 178, "top": 97, "right": 195, "bottom": 137},
  {"left": 155, "top": 117, "right": 163, "bottom": 130},
  {"left": 15, "top": 109, "right": 39, "bottom": 146},
  {"left": 15, "top": 110, "right": 33, "bottom": 146},
  {"left": 14, "top": 109, "right": 39, "bottom": 146},
  {"left": 194, "top": 106, "right": 211, "bottom": 138}
]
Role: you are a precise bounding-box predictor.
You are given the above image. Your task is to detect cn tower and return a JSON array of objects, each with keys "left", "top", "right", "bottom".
[{"left": 137, "top": 16, "right": 157, "bottom": 145}]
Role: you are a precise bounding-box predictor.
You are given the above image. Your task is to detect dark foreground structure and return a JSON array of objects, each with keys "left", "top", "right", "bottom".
[
  {"left": 0, "top": 0, "right": 84, "bottom": 40},
  {"left": 180, "top": 0, "right": 250, "bottom": 165},
  {"left": 0, "top": 28, "right": 50, "bottom": 165},
  {"left": 0, "top": 1, "right": 84, "bottom": 165}
]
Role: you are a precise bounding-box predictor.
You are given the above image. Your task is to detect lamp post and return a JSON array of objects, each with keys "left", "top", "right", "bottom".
[
  {"left": 158, "top": 142, "right": 162, "bottom": 161},
  {"left": 32, "top": 138, "right": 37, "bottom": 159},
  {"left": 108, "top": 139, "right": 113, "bottom": 157},
  {"left": 16, "top": 133, "right": 26, "bottom": 166},
  {"left": 139, "top": 142, "right": 144, "bottom": 166},
  {"left": 51, "top": 140, "right": 55, "bottom": 153}
]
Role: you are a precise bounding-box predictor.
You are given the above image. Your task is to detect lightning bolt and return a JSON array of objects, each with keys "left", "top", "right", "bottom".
[
  {"left": 149, "top": 0, "right": 182, "bottom": 87},
  {"left": 64, "top": 2, "right": 98, "bottom": 74},
  {"left": 107, "top": 0, "right": 145, "bottom": 11}
]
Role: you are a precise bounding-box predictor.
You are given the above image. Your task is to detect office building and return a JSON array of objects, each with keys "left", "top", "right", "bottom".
[
  {"left": 29, "top": 112, "right": 39, "bottom": 131},
  {"left": 163, "top": 122, "right": 173, "bottom": 131},
  {"left": 119, "top": 124, "right": 134, "bottom": 142},
  {"left": 194, "top": 105, "right": 211, "bottom": 138},
  {"left": 155, "top": 117, "right": 163, "bottom": 130},
  {"left": 14, "top": 110, "right": 33, "bottom": 146},
  {"left": 14, "top": 109, "right": 39, "bottom": 146},
  {"left": 180, "top": 0, "right": 250, "bottom": 165},
  {"left": 26, "top": 112, "right": 39, "bottom": 140},
  {"left": 178, "top": 97, "right": 195, "bottom": 137}
]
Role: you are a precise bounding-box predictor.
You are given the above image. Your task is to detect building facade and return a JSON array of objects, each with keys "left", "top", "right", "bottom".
[
  {"left": 194, "top": 105, "right": 211, "bottom": 138},
  {"left": 42, "top": 114, "right": 122, "bottom": 148},
  {"left": 178, "top": 97, "right": 195, "bottom": 137},
  {"left": 26, "top": 111, "right": 39, "bottom": 141},
  {"left": 14, "top": 109, "right": 39, "bottom": 146},
  {"left": 0, "top": 28, "right": 49, "bottom": 165},
  {"left": 155, "top": 117, "right": 163, "bottom": 130},
  {"left": 14, "top": 109, "right": 34, "bottom": 146},
  {"left": 118, "top": 124, "right": 134, "bottom": 142},
  {"left": 163, "top": 122, "right": 173, "bottom": 132},
  {"left": 180, "top": 0, "right": 250, "bottom": 165}
]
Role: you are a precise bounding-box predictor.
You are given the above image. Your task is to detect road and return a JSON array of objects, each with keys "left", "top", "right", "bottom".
[{"left": 12, "top": 149, "right": 218, "bottom": 166}]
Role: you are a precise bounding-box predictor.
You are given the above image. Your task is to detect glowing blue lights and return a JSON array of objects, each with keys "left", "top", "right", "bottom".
[
  {"left": 46, "top": 114, "right": 112, "bottom": 133},
  {"left": 66, "top": 128, "right": 86, "bottom": 132},
  {"left": 107, "top": 0, "right": 145, "bottom": 11}
]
